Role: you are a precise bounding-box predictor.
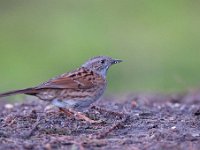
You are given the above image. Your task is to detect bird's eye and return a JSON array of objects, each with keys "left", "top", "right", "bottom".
[{"left": 100, "top": 60, "right": 105, "bottom": 64}]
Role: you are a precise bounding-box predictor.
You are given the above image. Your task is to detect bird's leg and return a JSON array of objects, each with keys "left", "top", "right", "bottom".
[
  {"left": 59, "top": 107, "right": 100, "bottom": 123},
  {"left": 59, "top": 108, "right": 73, "bottom": 117},
  {"left": 52, "top": 99, "right": 73, "bottom": 117},
  {"left": 59, "top": 108, "right": 95, "bottom": 123},
  {"left": 68, "top": 109, "right": 100, "bottom": 123}
]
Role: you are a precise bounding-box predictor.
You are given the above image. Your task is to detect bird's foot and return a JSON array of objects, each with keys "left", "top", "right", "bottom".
[
  {"left": 59, "top": 108, "right": 101, "bottom": 123},
  {"left": 74, "top": 111, "right": 101, "bottom": 124},
  {"left": 67, "top": 109, "right": 101, "bottom": 123},
  {"left": 59, "top": 108, "right": 73, "bottom": 117}
]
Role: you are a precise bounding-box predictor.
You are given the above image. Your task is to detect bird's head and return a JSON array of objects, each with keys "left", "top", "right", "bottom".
[{"left": 82, "top": 56, "right": 122, "bottom": 77}]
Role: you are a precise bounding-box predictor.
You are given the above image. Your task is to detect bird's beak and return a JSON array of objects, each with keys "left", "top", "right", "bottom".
[{"left": 112, "top": 59, "right": 123, "bottom": 64}]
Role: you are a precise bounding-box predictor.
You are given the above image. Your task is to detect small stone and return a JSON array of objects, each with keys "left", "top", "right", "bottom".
[
  {"left": 174, "top": 103, "right": 180, "bottom": 107},
  {"left": 194, "top": 109, "right": 200, "bottom": 116},
  {"left": 4, "top": 115, "right": 15, "bottom": 124},
  {"left": 191, "top": 133, "right": 200, "bottom": 137},
  {"left": 4, "top": 104, "right": 14, "bottom": 109},
  {"left": 131, "top": 100, "right": 138, "bottom": 108},
  {"left": 169, "top": 117, "right": 175, "bottom": 121},
  {"left": 171, "top": 126, "right": 176, "bottom": 130},
  {"left": 44, "top": 143, "right": 52, "bottom": 150}
]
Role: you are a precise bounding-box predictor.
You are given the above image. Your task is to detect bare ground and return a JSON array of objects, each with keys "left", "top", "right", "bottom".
[{"left": 0, "top": 91, "right": 200, "bottom": 150}]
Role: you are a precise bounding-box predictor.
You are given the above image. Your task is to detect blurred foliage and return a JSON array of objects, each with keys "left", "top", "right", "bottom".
[{"left": 0, "top": 0, "right": 200, "bottom": 94}]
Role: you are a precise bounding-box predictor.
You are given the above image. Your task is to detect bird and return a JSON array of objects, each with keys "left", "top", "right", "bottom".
[{"left": 0, "top": 56, "right": 122, "bottom": 123}]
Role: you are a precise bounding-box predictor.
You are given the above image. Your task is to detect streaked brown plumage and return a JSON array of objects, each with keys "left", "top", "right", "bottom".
[{"left": 0, "top": 56, "right": 122, "bottom": 123}]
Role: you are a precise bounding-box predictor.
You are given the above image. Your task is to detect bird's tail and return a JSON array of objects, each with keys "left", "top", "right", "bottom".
[{"left": 0, "top": 88, "right": 37, "bottom": 98}]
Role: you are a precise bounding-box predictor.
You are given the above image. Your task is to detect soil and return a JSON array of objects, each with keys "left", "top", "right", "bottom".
[{"left": 1, "top": 91, "right": 200, "bottom": 150}]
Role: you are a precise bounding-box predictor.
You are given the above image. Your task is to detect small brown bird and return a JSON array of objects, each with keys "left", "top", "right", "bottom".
[{"left": 0, "top": 56, "right": 122, "bottom": 123}]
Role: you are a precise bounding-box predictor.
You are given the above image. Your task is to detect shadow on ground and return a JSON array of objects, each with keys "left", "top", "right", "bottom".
[{"left": 1, "top": 91, "right": 200, "bottom": 150}]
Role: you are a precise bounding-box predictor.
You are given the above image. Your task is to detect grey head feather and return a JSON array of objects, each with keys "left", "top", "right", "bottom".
[{"left": 82, "top": 56, "right": 122, "bottom": 77}]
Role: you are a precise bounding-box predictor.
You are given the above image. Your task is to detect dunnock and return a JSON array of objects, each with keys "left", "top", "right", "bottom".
[{"left": 0, "top": 56, "right": 122, "bottom": 123}]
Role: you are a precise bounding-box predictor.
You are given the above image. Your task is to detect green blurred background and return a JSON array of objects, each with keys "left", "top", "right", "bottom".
[{"left": 1, "top": 0, "right": 200, "bottom": 95}]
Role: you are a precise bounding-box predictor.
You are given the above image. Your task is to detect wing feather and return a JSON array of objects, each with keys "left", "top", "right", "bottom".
[{"left": 36, "top": 68, "right": 98, "bottom": 89}]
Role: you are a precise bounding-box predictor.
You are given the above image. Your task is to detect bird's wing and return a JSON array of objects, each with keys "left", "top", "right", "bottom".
[{"left": 36, "top": 68, "right": 100, "bottom": 89}]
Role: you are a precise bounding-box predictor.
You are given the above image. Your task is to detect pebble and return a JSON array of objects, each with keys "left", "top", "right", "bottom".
[
  {"left": 171, "top": 126, "right": 176, "bottom": 130},
  {"left": 191, "top": 133, "right": 200, "bottom": 137},
  {"left": 4, "top": 104, "right": 14, "bottom": 109}
]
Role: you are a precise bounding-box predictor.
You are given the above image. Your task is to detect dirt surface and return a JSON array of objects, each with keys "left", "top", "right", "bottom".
[{"left": 1, "top": 91, "right": 200, "bottom": 150}]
